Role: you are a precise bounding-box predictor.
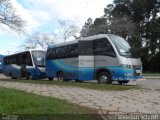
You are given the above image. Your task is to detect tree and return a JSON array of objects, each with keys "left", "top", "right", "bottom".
[
  {"left": 80, "top": 0, "right": 160, "bottom": 72},
  {"left": 143, "top": 17, "right": 160, "bottom": 72},
  {"left": 0, "top": 0, "right": 25, "bottom": 33},
  {"left": 21, "top": 32, "right": 55, "bottom": 50},
  {"left": 109, "top": 0, "right": 160, "bottom": 72},
  {"left": 81, "top": 17, "right": 110, "bottom": 37},
  {"left": 80, "top": 18, "right": 93, "bottom": 37},
  {"left": 21, "top": 20, "right": 80, "bottom": 50},
  {"left": 81, "top": 16, "right": 136, "bottom": 40},
  {"left": 57, "top": 20, "right": 80, "bottom": 42}
]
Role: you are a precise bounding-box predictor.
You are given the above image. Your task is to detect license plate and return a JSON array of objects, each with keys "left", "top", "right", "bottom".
[{"left": 136, "top": 70, "right": 141, "bottom": 73}]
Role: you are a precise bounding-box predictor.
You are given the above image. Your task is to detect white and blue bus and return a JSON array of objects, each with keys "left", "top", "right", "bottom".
[
  {"left": 46, "top": 34, "right": 143, "bottom": 84},
  {"left": 3, "top": 50, "right": 46, "bottom": 80},
  {"left": 0, "top": 55, "right": 4, "bottom": 73}
]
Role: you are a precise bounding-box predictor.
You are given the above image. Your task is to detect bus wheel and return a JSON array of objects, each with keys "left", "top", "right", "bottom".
[
  {"left": 98, "top": 71, "right": 112, "bottom": 84},
  {"left": 27, "top": 73, "right": 33, "bottom": 80},
  {"left": 118, "top": 81, "right": 129, "bottom": 85},
  {"left": 10, "top": 73, "right": 16, "bottom": 79},
  {"left": 10, "top": 73, "right": 13, "bottom": 79},
  {"left": 75, "top": 80, "right": 83, "bottom": 82},
  {"left": 48, "top": 78, "right": 53, "bottom": 81},
  {"left": 57, "top": 72, "right": 64, "bottom": 81}
]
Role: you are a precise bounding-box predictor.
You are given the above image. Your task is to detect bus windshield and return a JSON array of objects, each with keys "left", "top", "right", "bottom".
[
  {"left": 108, "top": 35, "right": 139, "bottom": 58},
  {"left": 32, "top": 51, "right": 46, "bottom": 67}
]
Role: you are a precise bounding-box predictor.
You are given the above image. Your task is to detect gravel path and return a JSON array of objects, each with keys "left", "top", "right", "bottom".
[{"left": 0, "top": 81, "right": 160, "bottom": 115}]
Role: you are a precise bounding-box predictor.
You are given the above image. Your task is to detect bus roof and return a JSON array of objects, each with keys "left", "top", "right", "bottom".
[
  {"left": 48, "top": 34, "right": 111, "bottom": 49},
  {"left": 48, "top": 40, "right": 78, "bottom": 48},
  {"left": 4, "top": 49, "right": 46, "bottom": 57}
]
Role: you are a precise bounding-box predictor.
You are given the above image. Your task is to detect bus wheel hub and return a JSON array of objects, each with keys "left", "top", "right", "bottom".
[{"left": 100, "top": 75, "right": 108, "bottom": 82}]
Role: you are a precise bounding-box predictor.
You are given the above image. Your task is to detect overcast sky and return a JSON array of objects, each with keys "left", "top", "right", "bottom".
[{"left": 0, "top": 0, "right": 113, "bottom": 55}]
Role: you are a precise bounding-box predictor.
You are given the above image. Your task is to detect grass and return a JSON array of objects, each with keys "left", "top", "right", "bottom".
[
  {"left": 0, "top": 78, "right": 136, "bottom": 91},
  {"left": 0, "top": 87, "right": 101, "bottom": 120},
  {"left": 143, "top": 73, "right": 160, "bottom": 76}
]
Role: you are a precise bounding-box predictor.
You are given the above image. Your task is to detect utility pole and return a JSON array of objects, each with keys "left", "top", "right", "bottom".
[{"left": 6, "top": 51, "right": 11, "bottom": 55}]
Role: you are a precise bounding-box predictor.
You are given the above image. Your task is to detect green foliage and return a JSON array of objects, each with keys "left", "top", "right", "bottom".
[{"left": 81, "top": 0, "right": 160, "bottom": 72}]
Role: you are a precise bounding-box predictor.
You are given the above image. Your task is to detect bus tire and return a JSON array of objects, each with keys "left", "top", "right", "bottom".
[
  {"left": 10, "top": 73, "right": 16, "bottom": 79},
  {"left": 27, "top": 73, "right": 33, "bottom": 80},
  {"left": 118, "top": 81, "right": 129, "bottom": 85},
  {"left": 98, "top": 71, "right": 112, "bottom": 84},
  {"left": 75, "top": 80, "right": 83, "bottom": 82},
  {"left": 57, "top": 72, "right": 64, "bottom": 81},
  {"left": 48, "top": 78, "right": 53, "bottom": 81},
  {"left": 10, "top": 73, "right": 13, "bottom": 79}
]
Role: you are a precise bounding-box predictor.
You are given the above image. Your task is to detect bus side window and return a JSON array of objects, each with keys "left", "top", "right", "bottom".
[
  {"left": 67, "top": 44, "right": 78, "bottom": 58},
  {"left": 51, "top": 48, "right": 56, "bottom": 59},
  {"left": 94, "top": 38, "right": 115, "bottom": 57},
  {"left": 79, "top": 41, "right": 94, "bottom": 55},
  {"left": 106, "top": 43, "right": 116, "bottom": 57},
  {"left": 47, "top": 49, "right": 52, "bottom": 60},
  {"left": 12, "top": 55, "right": 17, "bottom": 64},
  {"left": 7, "top": 57, "right": 11, "bottom": 64},
  {"left": 61, "top": 46, "right": 67, "bottom": 58},
  {"left": 16, "top": 54, "right": 24, "bottom": 66},
  {"left": 8, "top": 56, "right": 16, "bottom": 65},
  {"left": 56, "top": 47, "right": 62, "bottom": 59},
  {"left": 47, "top": 48, "right": 56, "bottom": 60},
  {"left": 55, "top": 46, "right": 68, "bottom": 59},
  {"left": 25, "top": 52, "right": 33, "bottom": 66},
  {"left": 4, "top": 58, "right": 8, "bottom": 65}
]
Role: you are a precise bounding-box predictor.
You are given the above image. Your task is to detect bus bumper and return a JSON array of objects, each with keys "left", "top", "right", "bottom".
[{"left": 112, "top": 75, "right": 143, "bottom": 81}]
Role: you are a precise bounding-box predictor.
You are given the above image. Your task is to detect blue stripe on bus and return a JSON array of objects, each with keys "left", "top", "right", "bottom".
[{"left": 46, "top": 60, "right": 142, "bottom": 81}]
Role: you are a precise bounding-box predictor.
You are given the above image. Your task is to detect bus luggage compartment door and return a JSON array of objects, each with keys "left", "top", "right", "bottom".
[{"left": 78, "top": 56, "right": 94, "bottom": 80}]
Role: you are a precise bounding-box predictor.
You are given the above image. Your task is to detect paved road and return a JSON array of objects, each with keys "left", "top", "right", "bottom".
[
  {"left": 1, "top": 73, "right": 160, "bottom": 90},
  {"left": 0, "top": 74, "right": 9, "bottom": 79},
  {"left": 0, "top": 81, "right": 160, "bottom": 115},
  {"left": 137, "top": 79, "right": 160, "bottom": 90}
]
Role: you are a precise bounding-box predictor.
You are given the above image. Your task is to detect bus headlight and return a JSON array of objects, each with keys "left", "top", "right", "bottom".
[{"left": 119, "top": 64, "right": 132, "bottom": 69}]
